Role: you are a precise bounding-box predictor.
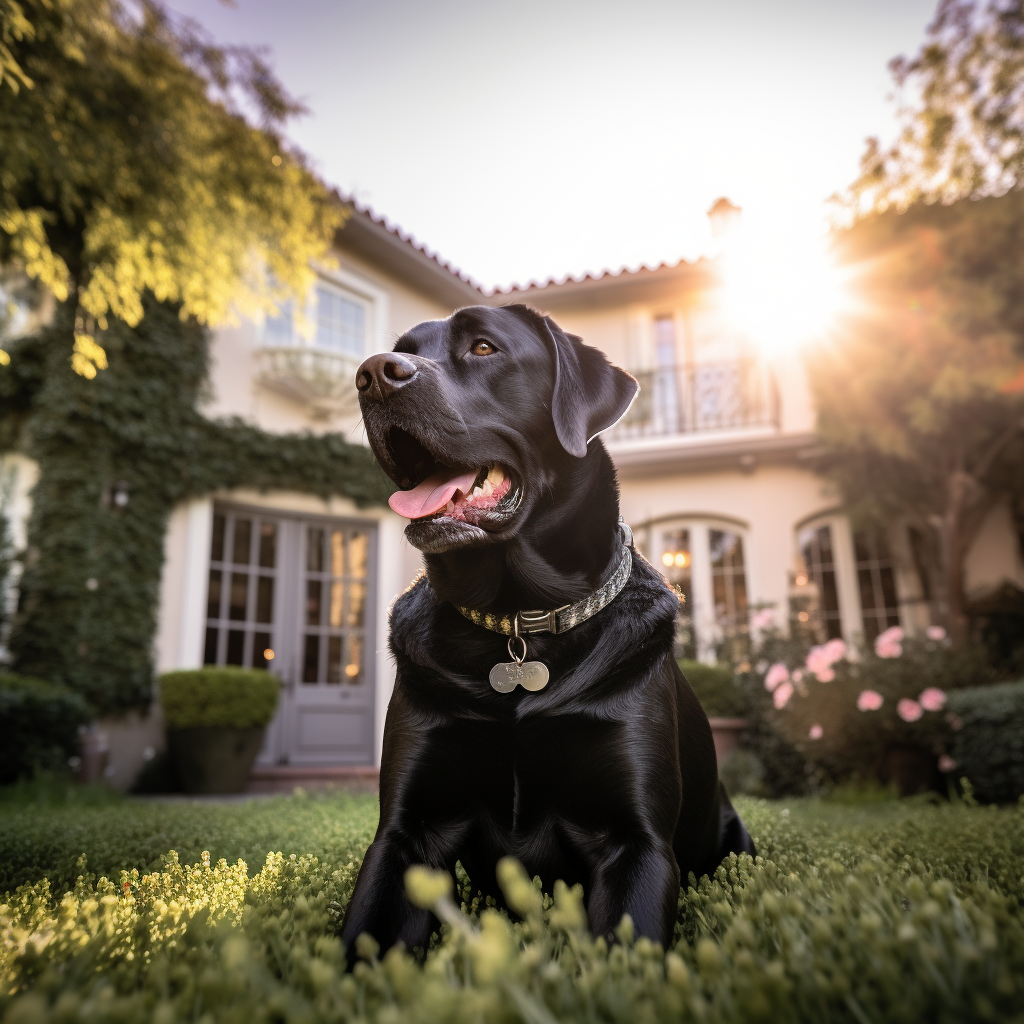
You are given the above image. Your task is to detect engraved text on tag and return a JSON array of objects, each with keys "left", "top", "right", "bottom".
[{"left": 489, "top": 660, "right": 549, "bottom": 693}]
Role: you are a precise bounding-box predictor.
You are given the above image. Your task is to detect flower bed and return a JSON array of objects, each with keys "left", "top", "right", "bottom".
[{"left": 1, "top": 791, "right": 1022, "bottom": 1022}]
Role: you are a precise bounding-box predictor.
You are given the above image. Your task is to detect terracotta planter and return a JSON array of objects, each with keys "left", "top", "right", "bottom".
[
  {"left": 167, "top": 727, "right": 265, "bottom": 795},
  {"left": 708, "top": 717, "right": 748, "bottom": 765}
]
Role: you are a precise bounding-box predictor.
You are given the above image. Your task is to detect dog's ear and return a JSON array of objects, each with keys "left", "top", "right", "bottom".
[{"left": 541, "top": 317, "right": 639, "bottom": 458}]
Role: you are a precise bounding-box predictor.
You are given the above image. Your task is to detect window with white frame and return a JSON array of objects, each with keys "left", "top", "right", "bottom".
[
  {"left": 853, "top": 531, "right": 901, "bottom": 643},
  {"left": 261, "top": 281, "right": 368, "bottom": 357},
  {"left": 650, "top": 518, "right": 750, "bottom": 662}
]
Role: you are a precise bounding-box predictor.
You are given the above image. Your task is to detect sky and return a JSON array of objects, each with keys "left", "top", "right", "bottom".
[{"left": 167, "top": 0, "right": 939, "bottom": 291}]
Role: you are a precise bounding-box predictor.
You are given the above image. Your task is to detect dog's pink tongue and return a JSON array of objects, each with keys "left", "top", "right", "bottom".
[{"left": 388, "top": 467, "right": 479, "bottom": 519}]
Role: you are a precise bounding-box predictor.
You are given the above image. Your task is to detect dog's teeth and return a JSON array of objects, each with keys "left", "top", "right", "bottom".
[
  {"left": 487, "top": 465, "right": 504, "bottom": 485},
  {"left": 481, "top": 479, "right": 494, "bottom": 496},
  {"left": 471, "top": 486, "right": 483, "bottom": 497}
]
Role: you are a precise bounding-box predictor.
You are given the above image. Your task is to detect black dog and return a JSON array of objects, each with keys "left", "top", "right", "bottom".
[{"left": 342, "top": 304, "right": 754, "bottom": 959}]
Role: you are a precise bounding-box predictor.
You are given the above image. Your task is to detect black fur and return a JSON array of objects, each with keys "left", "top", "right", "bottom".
[{"left": 342, "top": 305, "right": 755, "bottom": 960}]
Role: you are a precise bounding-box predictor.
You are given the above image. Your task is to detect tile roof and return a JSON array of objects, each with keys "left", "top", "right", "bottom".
[{"left": 490, "top": 256, "right": 707, "bottom": 296}]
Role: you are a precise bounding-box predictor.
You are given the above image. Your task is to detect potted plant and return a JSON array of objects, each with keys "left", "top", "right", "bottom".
[
  {"left": 679, "top": 660, "right": 748, "bottom": 763},
  {"left": 160, "top": 667, "right": 279, "bottom": 794}
]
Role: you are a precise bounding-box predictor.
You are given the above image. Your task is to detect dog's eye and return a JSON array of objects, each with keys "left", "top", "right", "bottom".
[{"left": 470, "top": 339, "right": 497, "bottom": 356}]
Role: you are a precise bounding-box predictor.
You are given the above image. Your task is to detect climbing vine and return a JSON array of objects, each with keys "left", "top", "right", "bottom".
[{"left": 0, "top": 299, "right": 389, "bottom": 715}]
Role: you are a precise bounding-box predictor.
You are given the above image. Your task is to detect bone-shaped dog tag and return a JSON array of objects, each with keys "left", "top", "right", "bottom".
[{"left": 489, "top": 660, "right": 549, "bottom": 693}]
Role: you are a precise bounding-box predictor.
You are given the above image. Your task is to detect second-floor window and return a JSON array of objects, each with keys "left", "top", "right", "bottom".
[{"left": 262, "top": 282, "right": 367, "bottom": 357}]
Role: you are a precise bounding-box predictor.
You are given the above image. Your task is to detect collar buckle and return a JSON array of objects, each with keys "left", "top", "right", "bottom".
[{"left": 517, "top": 606, "right": 567, "bottom": 634}]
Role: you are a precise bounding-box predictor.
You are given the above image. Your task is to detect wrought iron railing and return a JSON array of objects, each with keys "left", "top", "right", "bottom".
[{"left": 611, "top": 359, "right": 779, "bottom": 440}]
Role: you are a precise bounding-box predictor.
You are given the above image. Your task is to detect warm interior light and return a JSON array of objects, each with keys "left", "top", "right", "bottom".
[
  {"left": 798, "top": 611, "right": 809, "bottom": 622},
  {"left": 795, "top": 574, "right": 809, "bottom": 587},
  {"left": 344, "top": 663, "right": 360, "bottom": 678},
  {"left": 661, "top": 552, "right": 674, "bottom": 567},
  {"left": 264, "top": 649, "right": 274, "bottom": 660},
  {"left": 674, "top": 552, "right": 690, "bottom": 568},
  {"left": 663, "top": 551, "right": 691, "bottom": 569}
]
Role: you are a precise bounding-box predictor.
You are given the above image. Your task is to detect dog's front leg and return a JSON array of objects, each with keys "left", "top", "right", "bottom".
[
  {"left": 340, "top": 823, "right": 463, "bottom": 967},
  {"left": 586, "top": 835, "right": 680, "bottom": 947}
]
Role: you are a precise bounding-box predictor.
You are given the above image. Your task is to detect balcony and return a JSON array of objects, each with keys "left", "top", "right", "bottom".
[
  {"left": 254, "top": 345, "right": 361, "bottom": 418},
  {"left": 611, "top": 359, "right": 779, "bottom": 441}
]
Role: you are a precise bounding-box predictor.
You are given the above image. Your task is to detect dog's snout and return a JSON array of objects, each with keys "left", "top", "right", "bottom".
[{"left": 355, "top": 353, "right": 418, "bottom": 400}]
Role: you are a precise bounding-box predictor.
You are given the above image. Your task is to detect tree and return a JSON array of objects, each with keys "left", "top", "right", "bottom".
[
  {"left": 849, "top": 0, "right": 1024, "bottom": 213},
  {"left": 0, "top": 0, "right": 341, "bottom": 373},
  {"left": 810, "top": 194, "right": 1024, "bottom": 648}
]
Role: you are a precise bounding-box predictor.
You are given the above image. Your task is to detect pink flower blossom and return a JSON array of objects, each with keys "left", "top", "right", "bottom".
[
  {"left": 773, "top": 681, "right": 794, "bottom": 709},
  {"left": 752, "top": 608, "right": 775, "bottom": 630},
  {"left": 792, "top": 669, "right": 804, "bottom": 682},
  {"left": 764, "top": 662, "right": 789, "bottom": 693},
  {"left": 809, "top": 724, "right": 823, "bottom": 740},
  {"left": 897, "top": 698, "right": 923, "bottom": 722},
  {"left": 938, "top": 754, "right": 957, "bottom": 773},
  {"left": 815, "top": 668, "right": 835, "bottom": 683},
  {"left": 823, "top": 638, "right": 847, "bottom": 663},
  {"left": 926, "top": 625, "right": 947, "bottom": 641},
  {"left": 806, "top": 639, "right": 847, "bottom": 681},
  {"left": 874, "top": 626, "right": 904, "bottom": 659},
  {"left": 857, "top": 689, "right": 884, "bottom": 712},
  {"left": 918, "top": 687, "right": 947, "bottom": 712}
]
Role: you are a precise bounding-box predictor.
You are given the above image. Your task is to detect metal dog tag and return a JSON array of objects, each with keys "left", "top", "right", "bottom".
[
  {"left": 489, "top": 631, "right": 549, "bottom": 692},
  {"left": 489, "top": 660, "right": 549, "bottom": 693}
]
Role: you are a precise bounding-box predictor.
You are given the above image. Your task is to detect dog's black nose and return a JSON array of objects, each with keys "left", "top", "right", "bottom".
[{"left": 355, "top": 353, "right": 418, "bottom": 400}]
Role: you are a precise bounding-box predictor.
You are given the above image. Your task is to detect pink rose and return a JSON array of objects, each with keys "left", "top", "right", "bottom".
[
  {"left": 764, "top": 662, "right": 789, "bottom": 693},
  {"left": 857, "top": 689, "right": 884, "bottom": 712},
  {"left": 938, "top": 754, "right": 957, "bottom": 773},
  {"left": 773, "top": 681, "right": 794, "bottom": 709},
  {"left": 918, "top": 687, "right": 947, "bottom": 712},
  {"left": 897, "top": 698, "right": 923, "bottom": 722},
  {"left": 926, "top": 625, "right": 947, "bottom": 641},
  {"left": 752, "top": 608, "right": 775, "bottom": 630},
  {"left": 822, "top": 638, "right": 847, "bottom": 664},
  {"left": 874, "top": 626, "right": 904, "bottom": 659},
  {"left": 815, "top": 668, "right": 835, "bottom": 683},
  {"left": 809, "top": 724, "right": 823, "bottom": 740}
]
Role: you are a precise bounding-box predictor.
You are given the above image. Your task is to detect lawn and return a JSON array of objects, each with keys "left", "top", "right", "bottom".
[{"left": 1, "top": 789, "right": 1022, "bottom": 1023}]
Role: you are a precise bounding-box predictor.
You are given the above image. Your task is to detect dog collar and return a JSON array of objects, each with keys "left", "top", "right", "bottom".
[{"left": 455, "top": 540, "right": 633, "bottom": 637}]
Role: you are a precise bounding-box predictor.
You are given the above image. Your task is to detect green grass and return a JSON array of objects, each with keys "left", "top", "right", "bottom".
[{"left": 1, "top": 790, "right": 1022, "bottom": 1023}]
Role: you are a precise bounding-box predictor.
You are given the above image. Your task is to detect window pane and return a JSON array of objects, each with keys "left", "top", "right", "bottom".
[
  {"left": 306, "top": 580, "right": 322, "bottom": 626},
  {"left": 206, "top": 569, "right": 222, "bottom": 619},
  {"left": 204, "top": 627, "right": 218, "bottom": 665},
  {"left": 303, "top": 634, "right": 320, "bottom": 683},
  {"left": 253, "top": 632, "right": 272, "bottom": 670},
  {"left": 256, "top": 576, "right": 274, "bottom": 624},
  {"left": 710, "top": 529, "right": 749, "bottom": 661},
  {"left": 330, "top": 581, "right": 344, "bottom": 628},
  {"left": 347, "top": 582, "right": 366, "bottom": 628},
  {"left": 660, "top": 528, "right": 694, "bottom": 659},
  {"left": 345, "top": 636, "right": 363, "bottom": 685},
  {"left": 226, "top": 629, "right": 245, "bottom": 666},
  {"left": 210, "top": 514, "right": 225, "bottom": 562},
  {"left": 315, "top": 286, "right": 365, "bottom": 356},
  {"left": 349, "top": 532, "right": 368, "bottom": 578},
  {"left": 264, "top": 300, "right": 294, "bottom": 345},
  {"left": 326, "top": 635, "right": 343, "bottom": 684},
  {"left": 854, "top": 532, "right": 900, "bottom": 643},
  {"left": 258, "top": 523, "right": 276, "bottom": 568},
  {"left": 331, "top": 530, "right": 345, "bottom": 577},
  {"left": 307, "top": 528, "right": 324, "bottom": 572},
  {"left": 229, "top": 573, "right": 248, "bottom": 620},
  {"left": 233, "top": 519, "right": 252, "bottom": 565}
]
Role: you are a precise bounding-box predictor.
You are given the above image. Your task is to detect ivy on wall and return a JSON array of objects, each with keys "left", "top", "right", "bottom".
[{"left": 0, "top": 300, "right": 390, "bottom": 716}]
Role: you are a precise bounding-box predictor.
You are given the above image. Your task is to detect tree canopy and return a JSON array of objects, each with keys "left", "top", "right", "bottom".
[
  {"left": 849, "top": 0, "right": 1024, "bottom": 213},
  {"left": 811, "top": 193, "right": 1024, "bottom": 648},
  {"left": 0, "top": 0, "right": 342, "bottom": 374}
]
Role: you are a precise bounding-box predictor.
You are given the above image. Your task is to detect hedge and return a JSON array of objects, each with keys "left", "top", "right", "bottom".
[
  {"left": 949, "top": 679, "right": 1024, "bottom": 804},
  {"left": 159, "top": 667, "right": 280, "bottom": 730},
  {"left": 679, "top": 660, "right": 746, "bottom": 718},
  {"left": 1, "top": 793, "right": 1023, "bottom": 1022},
  {"left": 0, "top": 673, "right": 89, "bottom": 784}
]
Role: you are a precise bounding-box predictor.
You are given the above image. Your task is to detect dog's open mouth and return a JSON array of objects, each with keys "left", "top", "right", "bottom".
[{"left": 383, "top": 427, "right": 521, "bottom": 528}]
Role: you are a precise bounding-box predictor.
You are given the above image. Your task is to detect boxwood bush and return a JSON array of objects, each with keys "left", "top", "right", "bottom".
[
  {"left": 0, "top": 673, "right": 89, "bottom": 784},
  {"left": 159, "top": 667, "right": 280, "bottom": 730},
  {"left": 949, "top": 679, "right": 1024, "bottom": 804},
  {"left": 679, "top": 660, "right": 747, "bottom": 718},
  {"left": 1, "top": 793, "right": 1023, "bottom": 1023}
]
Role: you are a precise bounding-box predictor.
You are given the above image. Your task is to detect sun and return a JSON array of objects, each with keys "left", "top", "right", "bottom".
[{"left": 717, "top": 225, "right": 854, "bottom": 353}]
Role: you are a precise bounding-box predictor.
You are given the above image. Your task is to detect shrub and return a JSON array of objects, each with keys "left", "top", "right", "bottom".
[
  {"left": 0, "top": 672, "right": 89, "bottom": 784},
  {"left": 949, "top": 679, "right": 1024, "bottom": 803},
  {"left": 159, "top": 667, "right": 279, "bottom": 730},
  {"left": 679, "top": 660, "right": 747, "bottom": 717}
]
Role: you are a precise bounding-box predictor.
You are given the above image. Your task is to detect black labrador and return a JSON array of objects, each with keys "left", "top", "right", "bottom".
[{"left": 342, "top": 304, "right": 754, "bottom": 959}]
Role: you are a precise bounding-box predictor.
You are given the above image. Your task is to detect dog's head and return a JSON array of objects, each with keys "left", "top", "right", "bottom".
[{"left": 356, "top": 304, "right": 637, "bottom": 554}]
